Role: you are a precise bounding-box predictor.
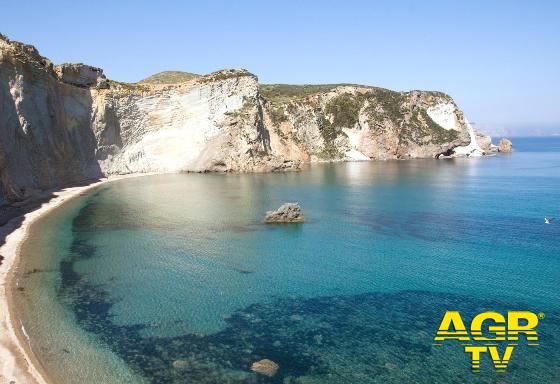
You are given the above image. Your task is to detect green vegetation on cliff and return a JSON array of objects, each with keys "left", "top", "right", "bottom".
[
  {"left": 325, "top": 93, "right": 364, "bottom": 128},
  {"left": 269, "top": 105, "right": 288, "bottom": 125},
  {"left": 365, "top": 89, "right": 407, "bottom": 124},
  {"left": 419, "top": 109, "right": 460, "bottom": 143},
  {"left": 260, "top": 84, "right": 347, "bottom": 104},
  {"left": 262, "top": 85, "right": 460, "bottom": 155},
  {"left": 399, "top": 108, "right": 459, "bottom": 145},
  {"left": 199, "top": 69, "right": 256, "bottom": 83},
  {"left": 139, "top": 71, "right": 199, "bottom": 84},
  {"left": 317, "top": 113, "right": 344, "bottom": 159},
  {"left": 140, "top": 69, "right": 256, "bottom": 85},
  {"left": 107, "top": 80, "right": 150, "bottom": 93}
]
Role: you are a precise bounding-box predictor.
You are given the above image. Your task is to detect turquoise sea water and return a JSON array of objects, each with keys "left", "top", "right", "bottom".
[{"left": 14, "top": 137, "right": 560, "bottom": 383}]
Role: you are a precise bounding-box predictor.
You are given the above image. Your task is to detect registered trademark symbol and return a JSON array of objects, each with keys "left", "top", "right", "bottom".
[{"left": 538, "top": 312, "right": 545, "bottom": 319}]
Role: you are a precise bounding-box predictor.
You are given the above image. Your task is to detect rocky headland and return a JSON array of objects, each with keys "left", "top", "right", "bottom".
[{"left": 0, "top": 33, "right": 497, "bottom": 206}]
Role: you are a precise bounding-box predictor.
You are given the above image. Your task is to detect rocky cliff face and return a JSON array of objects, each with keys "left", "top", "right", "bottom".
[
  {"left": 259, "top": 85, "right": 478, "bottom": 162},
  {"left": 0, "top": 34, "right": 490, "bottom": 204},
  {"left": 91, "top": 70, "right": 271, "bottom": 174},
  {"left": 0, "top": 36, "right": 102, "bottom": 204}
]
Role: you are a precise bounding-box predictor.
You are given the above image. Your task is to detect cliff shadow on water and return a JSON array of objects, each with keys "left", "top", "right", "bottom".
[
  {"left": 0, "top": 38, "right": 105, "bottom": 261},
  {"left": 0, "top": 191, "right": 54, "bottom": 261},
  {"left": 0, "top": 176, "right": 105, "bottom": 265}
]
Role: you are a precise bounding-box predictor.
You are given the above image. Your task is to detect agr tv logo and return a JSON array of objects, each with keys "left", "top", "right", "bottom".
[{"left": 433, "top": 311, "right": 543, "bottom": 372}]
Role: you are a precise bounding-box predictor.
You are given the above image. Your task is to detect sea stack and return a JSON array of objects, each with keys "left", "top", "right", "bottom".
[
  {"left": 499, "top": 138, "right": 513, "bottom": 153},
  {"left": 263, "top": 203, "right": 305, "bottom": 223}
]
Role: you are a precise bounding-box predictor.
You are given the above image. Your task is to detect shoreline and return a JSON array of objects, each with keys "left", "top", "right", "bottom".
[
  {"left": 0, "top": 154, "right": 502, "bottom": 384},
  {"left": 0, "top": 173, "right": 156, "bottom": 384}
]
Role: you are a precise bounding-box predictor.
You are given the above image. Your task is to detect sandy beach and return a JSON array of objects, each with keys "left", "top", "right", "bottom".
[{"left": 0, "top": 174, "right": 155, "bottom": 384}]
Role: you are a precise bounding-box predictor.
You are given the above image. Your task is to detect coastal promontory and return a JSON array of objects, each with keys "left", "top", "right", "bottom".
[{"left": 0, "top": 33, "right": 492, "bottom": 205}]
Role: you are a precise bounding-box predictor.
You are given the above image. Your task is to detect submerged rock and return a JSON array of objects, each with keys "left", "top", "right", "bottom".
[
  {"left": 172, "top": 359, "right": 190, "bottom": 369},
  {"left": 263, "top": 203, "right": 305, "bottom": 223},
  {"left": 499, "top": 138, "right": 513, "bottom": 152},
  {"left": 250, "top": 359, "right": 279, "bottom": 377}
]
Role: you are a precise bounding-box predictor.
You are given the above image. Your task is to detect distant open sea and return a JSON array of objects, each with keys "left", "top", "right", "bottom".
[{"left": 14, "top": 137, "right": 560, "bottom": 383}]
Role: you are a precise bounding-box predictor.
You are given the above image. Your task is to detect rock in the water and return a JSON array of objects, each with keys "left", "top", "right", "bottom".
[
  {"left": 498, "top": 138, "right": 512, "bottom": 153},
  {"left": 172, "top": 360, "right": 190, "bottom": 369},
  {"left": 250, "top": 359, "right": 279, "bottom": 377},
  {"left": 263, "top": 203, "right": 304, "bottom": 223}
]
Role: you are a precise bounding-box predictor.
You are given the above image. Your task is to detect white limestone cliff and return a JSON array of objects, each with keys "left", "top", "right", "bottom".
[
  {"left": 92, "top": 74, "right": 259, "bottom": 174},
  {"left": 426, "top": 102, "right": 459, "bottom": 130},
  {"left": 449, "top": 118, "right": 485, "bottom": 157}
]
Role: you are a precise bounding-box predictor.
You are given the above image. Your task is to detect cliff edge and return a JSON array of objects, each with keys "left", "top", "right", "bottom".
[{"left": 0, "top": 34, "right": 492, "bottom": 204}]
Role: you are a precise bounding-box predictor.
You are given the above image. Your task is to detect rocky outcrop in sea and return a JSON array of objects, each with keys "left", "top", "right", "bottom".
[
  {"left": 499, "top": 138, "right": 513, "bottom": 152},
  {"left": 263, "top": 203, "right": 305, "bottom": 223}
]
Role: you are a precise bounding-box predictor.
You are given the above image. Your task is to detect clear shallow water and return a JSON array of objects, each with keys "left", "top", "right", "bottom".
[{"left": 14, "top": 137, "right": 560, "bottom": 383}]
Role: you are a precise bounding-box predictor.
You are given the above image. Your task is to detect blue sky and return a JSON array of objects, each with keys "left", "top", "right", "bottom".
[{"left": 2, "top": 0, "right": 559, "bottom": 136}]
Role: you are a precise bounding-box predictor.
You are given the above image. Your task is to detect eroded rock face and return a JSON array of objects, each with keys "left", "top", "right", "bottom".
[
  {"left": 0, "top": 34, "right": 492, "bottom": 204},
  {"left": 475, "top": 133, "right": 493, "bottom": 152},
  {"left": 54, "top": 63, "right": 108, "bottom": 89},
  {"left": 250, "top": 359, "right": 279, "bottom": 377},
  {"left": 263, "top": 203, "right": 305, "bottom": 223},
  {"left": 499, "top": 138, "right": 513, "bottom": 152},
  {"left": 0, "top": 35, "right": 102, "bottom": 204},
  {"left": 260, "top": 86, "right": 473, "bottom": 162},
  {"left": 93, "top": 72, "right": 263, "bottom": 174}
]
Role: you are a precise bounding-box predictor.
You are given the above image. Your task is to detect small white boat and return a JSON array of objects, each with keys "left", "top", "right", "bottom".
[{"left": 545, "top": 217, "right": 554, "bottom": 224}]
